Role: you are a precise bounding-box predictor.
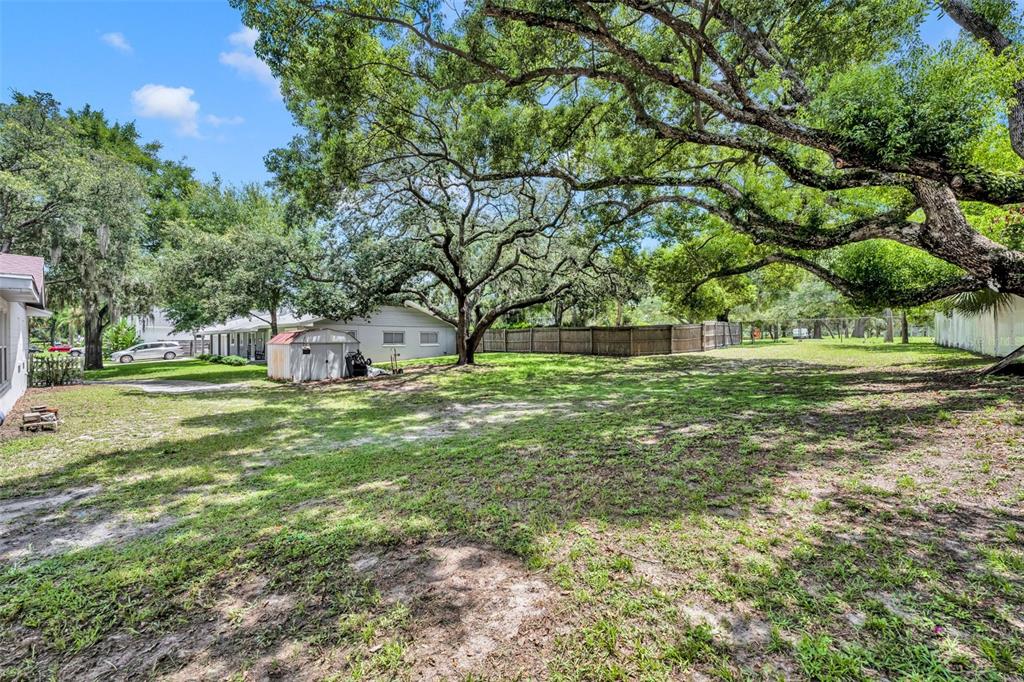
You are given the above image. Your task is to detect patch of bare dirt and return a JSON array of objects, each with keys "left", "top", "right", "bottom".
[
  {"left": 346, "top": 399, "right": 615, "bottom": 448},
  {"left": 302, "top": 362, "right": 479, "bottom": 395},
  {"left": 5, "top": 540, "right": 561, "bottom": 681},
  {"left": 0, "top": 486, "right": 174, "bottom": 565},
  {"left": 5, "top": 574, "right": 315, "bottom": 682},
  {"left": 0, "top": 386, "right": 83, "bottom": 442},
  {"left": 349, "top": 540, "right": 560, "bottom": 680},
  {"left": 101, "top": 380, "right": 248, "bottom": 394}
]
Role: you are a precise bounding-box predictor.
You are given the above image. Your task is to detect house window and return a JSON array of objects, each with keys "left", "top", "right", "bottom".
[
  {"left": 382, "top": 331, "right": 405, "bottom": 345},
  {"left": 419, "top": 331, "right": 439, "bottom": 346}
]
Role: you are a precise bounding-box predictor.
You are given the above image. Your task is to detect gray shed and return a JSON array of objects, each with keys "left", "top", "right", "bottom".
[{"left": 267, "top": 329, "right": 359, "bottom": 382}]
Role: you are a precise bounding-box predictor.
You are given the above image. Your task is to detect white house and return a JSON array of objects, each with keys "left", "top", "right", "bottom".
[
  {"left": 0, "top": 254, "right": 49, "bottom": 420},
  {"left": 125, "top": 308, "right": 199, "bottom": 344},
  {"left": 196, "top": 305, "right": 456, "bottom": 364}
]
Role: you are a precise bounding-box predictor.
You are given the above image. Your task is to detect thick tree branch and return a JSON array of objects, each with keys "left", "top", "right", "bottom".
[
  {"left": 686, "top": 253, "right": 985, "bottom": 307},
  {"left": 936, "top": 0, "right": 1023, "bottom": 160}
]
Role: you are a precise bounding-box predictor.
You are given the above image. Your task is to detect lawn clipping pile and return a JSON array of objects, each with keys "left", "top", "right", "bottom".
[{"left": 0, "top": 340, "right": 1022, "bottom": 680}]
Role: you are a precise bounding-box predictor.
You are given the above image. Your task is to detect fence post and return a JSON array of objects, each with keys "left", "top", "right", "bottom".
[
  {"left": 629, "top": 326, "right": 634, "bottom": 356},
  {"left": 590, "top": 327, "right": 595, "bottom": 355},
  {"left": 700, "top": 323, "right": 705, "bottom": 351},
  {"left": 529, "top": 327, "right": 534, "bottom": 352},
  {"left": 556, "top": 327, "right": 562, "bottom": 354}
]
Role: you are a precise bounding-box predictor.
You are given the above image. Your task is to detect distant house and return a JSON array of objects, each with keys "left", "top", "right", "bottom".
[
  {"left": 0, "top": 254, "right": 50, "bottom": 418},
  {"left": 935, "top": 295, "right": 1024, "bottom": 356},
  {"left": 196, "top": 305, "right": 456, "bottom": 363},
  {"left": 124, "top": 309, "right": 199, "bottom": 344}
]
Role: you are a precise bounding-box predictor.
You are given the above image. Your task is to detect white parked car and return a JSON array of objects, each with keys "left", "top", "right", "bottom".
[
  {"left": 792, "top": 327, "right": 811, "bottom": 339},
  {"left": 111, "top": 342, "right": 181, "bottom": 363}
]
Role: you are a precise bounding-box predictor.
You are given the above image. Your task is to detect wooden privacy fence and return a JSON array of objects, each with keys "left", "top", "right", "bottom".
[{"left": 482, "top": 322, "right": 741, "bottom": 357}]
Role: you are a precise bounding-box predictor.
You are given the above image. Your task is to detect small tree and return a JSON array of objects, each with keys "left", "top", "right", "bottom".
[
  {"left": 102, "top": 319, "right": 142, "bottom": 353},
  {"left": 160, "top": 183, "right": 300, "bottom": 336}
]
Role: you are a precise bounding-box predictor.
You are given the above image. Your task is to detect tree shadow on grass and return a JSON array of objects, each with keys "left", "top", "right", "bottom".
[{"left": 723, "top": 492, "right": 1024, "bottom": 678}]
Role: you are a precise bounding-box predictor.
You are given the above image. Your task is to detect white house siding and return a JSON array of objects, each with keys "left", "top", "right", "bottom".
[
  {"left": 126, "top": 309, "right": 197, "bottom": 343},
  {"left": 0, "top": 299, "right": 30, "bottom": 418},
  {"left": 934, "top": 295, "right": 1024, "bottom": 356},
  {"left": 319, "top": 306, "right": 456, "bottom": 362},
  {"left": 198, "top": 306, "right": 455, "bottom": 362}
]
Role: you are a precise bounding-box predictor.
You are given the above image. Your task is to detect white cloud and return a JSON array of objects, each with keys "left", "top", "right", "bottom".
[
  {"left": 101, "top": 32, "right": 132, "bottom": 53},
  {"left": 219, "top": 26, "right": 279, "bottom": 97},
  {"left": 131, "top": 84, "right": 200, "bottom": 137},
  {"left": 206, "top": 114, "right": 245, "bottom": 127},
  {"left": 228, "top": 26, "right": 259, "bottom": 50}
]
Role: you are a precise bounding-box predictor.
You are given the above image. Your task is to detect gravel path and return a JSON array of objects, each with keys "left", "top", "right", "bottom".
[{"left": 89, "top": 380, "right": 248, "bottom": 394}]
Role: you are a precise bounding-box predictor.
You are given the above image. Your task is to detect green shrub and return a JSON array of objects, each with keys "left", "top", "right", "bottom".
[
  {"left": 103, "top": 319, "right": 142, "bottom": 353},
  {"left": 217, "top": 355, "right": 248, "bottom": 366},
  {"left": 198, "top": 354, "right": 247, "bottom": 365}
]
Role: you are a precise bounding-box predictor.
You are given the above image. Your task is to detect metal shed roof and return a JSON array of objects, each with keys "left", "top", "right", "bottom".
[{"left": 268, "top": 329, "right": 358, "bottom": 345}]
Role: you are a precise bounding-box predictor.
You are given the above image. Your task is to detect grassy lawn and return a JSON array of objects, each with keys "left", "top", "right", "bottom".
[
  {"left": 84, "top": 358, "right": 268, "bottom": 384},
  {"left": 1, "top": 339, "right": 1022, "bottom": 680}
]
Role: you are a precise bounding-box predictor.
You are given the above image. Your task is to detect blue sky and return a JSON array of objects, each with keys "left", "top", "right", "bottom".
[
  {"left": 0, "top": 1, "right": 1005, "bottom": 187},
  {"left": 1, "top": 0, "right": 296, "bottom": 186}
]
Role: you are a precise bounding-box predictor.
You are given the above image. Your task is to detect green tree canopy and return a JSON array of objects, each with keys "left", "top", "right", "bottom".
[
  {"left": 234, "top": 0, "right": 1024, "bottom": 312},
  {"left": 0, "top": 92, "right": 158, "bottom": 369},
  {"left": 158, "top": 182, "right": 305, "bottom": 335}
]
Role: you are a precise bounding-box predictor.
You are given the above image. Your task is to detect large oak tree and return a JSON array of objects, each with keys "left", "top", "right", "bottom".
[
  {"left": 0, "top": 93, "right": 157, "bottom": 369},
  {"left": 279, "top": 104, "right": 621, "bottom": 365},
  {"left": 236, "top": 0, "right": 1024, "bottom": 310}
]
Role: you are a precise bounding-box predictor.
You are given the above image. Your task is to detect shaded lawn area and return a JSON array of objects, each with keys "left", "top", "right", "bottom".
[
  {"left": 1, "top": 339, "right": 1022, "bottom": 680},
  {"left": 84, "top": 358, "right": 268, "bottom": 384}
]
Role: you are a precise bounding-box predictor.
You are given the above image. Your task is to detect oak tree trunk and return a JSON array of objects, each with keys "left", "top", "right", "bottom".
[
  {"left": 455, "top": 297, "right": 475, "bottom": 365},
  {"left": 914, "top": 180, "right": 1024, "bottom": 294},
  {"left": 901, "top": 309, "right": 910, "bottom": 344},
  {"left": 553, "top": 299, "right": 565, "bottom": 327},
  {"left": 83, "top": 308, "right": 104, "bottom": 370}
]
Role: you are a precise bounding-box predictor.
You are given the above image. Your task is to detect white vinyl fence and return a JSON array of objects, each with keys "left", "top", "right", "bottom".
[{"left": 934, "top": 295, "right": 1024, "bottom": 357}]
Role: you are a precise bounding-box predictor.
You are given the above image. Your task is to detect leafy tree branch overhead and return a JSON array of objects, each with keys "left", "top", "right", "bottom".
[{"left": 236, "top": 0, "right": 1024, "bottom": 309}]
